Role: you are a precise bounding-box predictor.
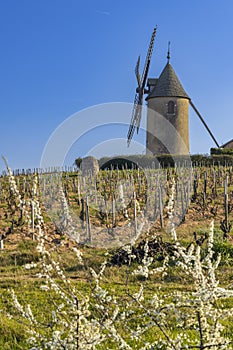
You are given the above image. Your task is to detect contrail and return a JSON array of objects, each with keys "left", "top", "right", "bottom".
[{"left": 96, "top": 10, "right": 110, "bottom": 15}]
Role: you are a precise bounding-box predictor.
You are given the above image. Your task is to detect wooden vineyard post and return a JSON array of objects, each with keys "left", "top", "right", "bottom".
[
  {"left": 221, "top": 176, "right": 232, "bottom": 238},
  {"left": 175, "top": 178, "right": 179, "bottom": 201},
  {"left": 133, "top": 192, "right": 137, "bottom": 234},
  {"left": 0, "top": 234, "right": 4, "bottom": 249},
  {"left": 19, "top": 197, "right": 25, "bottom": 224},
  {"left": 224, "top": 177, "right": 228, "bottom": 229},
  {"left": 94, "top": 176, "right": 98, "bottom": 205},
  {"left": 80, "top": 198, "right": 85, "bottom": 229},
  {"left": 86, "top": 196, "right": 91, "bottom": 243},
  {"left": 42, "top": 176, "right": 46, "bottom": 195},
  {"left": 203, "top": 171, "right": 207, "bottom": 205},
  {"left": 31, "top": 201, "right": 35, "bottom": 240},
  {"left": 103, "top": 187, "right": 109, "bottom": 230},
  {"left": 154, "top": 187, "right": 158, "bottom": 219},
  {"left": 22, "top": 177, "right": 26, "bottom": 193},
  {"left": 72, "top": 177, "right": 76, "bottom": 193},
  {"left": 77, "top": 178, "right": 81, "bottom": 206},
  {"left": 181, "top": 183, "right": 185, "bottom": 221},
  {"left": 187, "top": 177, "right": 191, "bottom": 208},
  {"left": 212, "top": 170, "right": 217, "bottom": 197},
  {"left": 137, "top": 169, "right": 141, "bottom": 196},
  {"left": 193, "top": 177, "right": 198, "bottom": 201},
  {"left": 112, "top": 195, "right": 116, "bottom": 228},
  {"left": 229, "top": 167, "right": 232, "bottom": 186},
  {"left": 159, "top": 185, "right": 164, "bottom": 228}
]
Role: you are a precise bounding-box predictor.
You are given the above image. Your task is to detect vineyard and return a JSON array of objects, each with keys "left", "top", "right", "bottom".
[{"left": 1, "top": 160, "right": 233, "bottom": 349}]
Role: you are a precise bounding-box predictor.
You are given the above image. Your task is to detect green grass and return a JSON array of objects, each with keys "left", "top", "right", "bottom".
[
  {"left": 0, "top": 241, "right": 233, "bottom": 349},
  {"left": 1, "top": 166, "right": 233, "bottom": 348}
]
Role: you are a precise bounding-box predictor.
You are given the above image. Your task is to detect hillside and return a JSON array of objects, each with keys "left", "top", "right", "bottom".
[{"left": 0, "top": 165, "right": 233, "bottom": 349}]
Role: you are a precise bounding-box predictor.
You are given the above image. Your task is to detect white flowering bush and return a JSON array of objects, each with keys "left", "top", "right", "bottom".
[{"left": 2, "top": 162, "right": 233, "bottom": 349}]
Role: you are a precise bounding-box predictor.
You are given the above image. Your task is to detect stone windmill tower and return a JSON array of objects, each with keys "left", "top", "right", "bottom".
[
  {"left": 127, "top": 28, "right": 219, "bottom": 155},
  {"left": 146, "top": 47, "right": 190, "bottom": 155}
]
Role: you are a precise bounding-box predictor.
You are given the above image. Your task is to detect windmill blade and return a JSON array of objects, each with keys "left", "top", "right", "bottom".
[
  {"left": 141, "top": 26, "right": 157, "bottom": 89},
  {"left": 135, "top": 55, "right": 141, "bottom": 86},
  {"left": 136, "top": 91, "right": 144, "bottom": 133},
  {"left": 127, "top": 94, "right": 139, "bottom": 145},
  {"left": 127, "top": 94, "right": 142, "bottom": 146},
  {"left": 190, "top": 100, "right": 220, "bottom": 148},
  {"left": 127, "top": 26, "right": 157, "bottom": 146}
]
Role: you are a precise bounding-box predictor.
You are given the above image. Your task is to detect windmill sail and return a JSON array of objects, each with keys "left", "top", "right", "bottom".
[
  {"left": 141, "top": 27, "right": 157, "bottom": 89},
  {"left": 127, "top": 26, "right": 157, "bottom": 146},
  {"left": 135, "top": 55, "right": 141, "bottom": 86}
]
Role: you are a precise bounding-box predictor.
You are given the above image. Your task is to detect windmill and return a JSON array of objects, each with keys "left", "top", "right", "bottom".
[
  {"left": 127, "top": 26, "right": 157, "bottom": 146},
  {"left": 127, "top": 27, "right": 220, "bottom": 153}
]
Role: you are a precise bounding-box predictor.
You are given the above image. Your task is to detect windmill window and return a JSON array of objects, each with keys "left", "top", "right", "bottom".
[{"left": 167, "top": 101, "right": 176, "bottom": 115}]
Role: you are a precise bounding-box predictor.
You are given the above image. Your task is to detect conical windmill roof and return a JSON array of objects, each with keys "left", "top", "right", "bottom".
[{"left": 147, "top": 62, "right": 190, "bottom": 99}]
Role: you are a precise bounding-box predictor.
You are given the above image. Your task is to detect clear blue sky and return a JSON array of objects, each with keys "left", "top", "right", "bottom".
[{"left": 1, "top": 0, "right": 233, "bottom": 171}]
